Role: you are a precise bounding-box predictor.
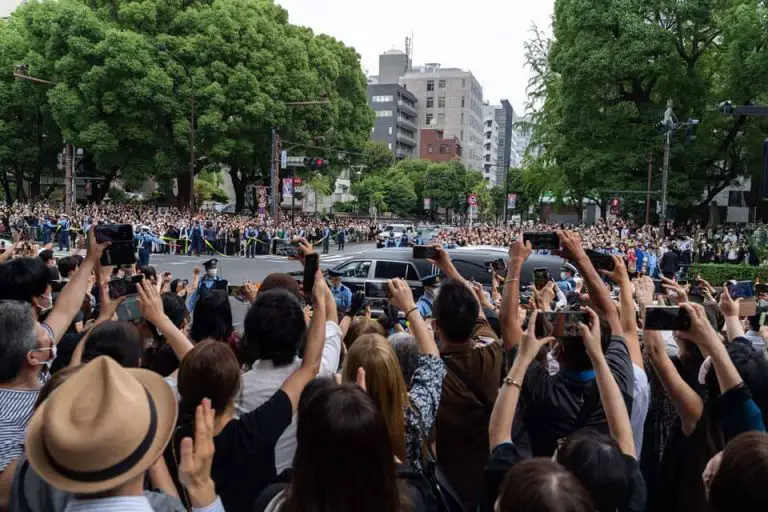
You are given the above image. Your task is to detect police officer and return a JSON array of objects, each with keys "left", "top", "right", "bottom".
[
  {"left": 135, "top": 225, "right": 166, "bottom": 268},
  {"left": 57, "top": 214, "right": 71, "bottom": 252},
  {"left": 322, "top": 224, "right": 331, "bottom": 254},
  {"left": 416, "top": 274, "right": 440, "bottom": 318},
  {"left": 187, "top": 258, "right": 227, "bottom": 311},
  {"left": 244, "top": 223, "right": 258, "bottom": 258},
  {"left": 327, "top": 268, "right": 352, "bottom": 316}
]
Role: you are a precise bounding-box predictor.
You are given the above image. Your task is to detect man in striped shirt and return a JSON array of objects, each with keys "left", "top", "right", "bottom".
[{"left": 0, "top": 228, "right": 110, "bottom": 509}]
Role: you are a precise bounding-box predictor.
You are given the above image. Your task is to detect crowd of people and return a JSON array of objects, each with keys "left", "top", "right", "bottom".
[{"left": 0, "top": 204, "right": 767, "bottom": 512}]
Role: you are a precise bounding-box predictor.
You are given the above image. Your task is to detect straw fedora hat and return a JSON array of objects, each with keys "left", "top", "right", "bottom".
[{"left": 26, "top": 356, "right": 177, "bottom": 494}]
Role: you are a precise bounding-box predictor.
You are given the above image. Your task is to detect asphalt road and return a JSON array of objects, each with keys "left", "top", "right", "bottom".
[{"left": 144, "top": 241, "right": 377, "bottom": 327}]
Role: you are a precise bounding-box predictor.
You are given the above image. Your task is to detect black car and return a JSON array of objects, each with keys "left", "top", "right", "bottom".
[{"left": 314, "top": 247, "right": 577, "bottom": 310}]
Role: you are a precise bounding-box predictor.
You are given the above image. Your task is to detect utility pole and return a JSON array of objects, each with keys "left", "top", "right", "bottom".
[
  {"left": 64, "top": 144, "right": 73, "bottom": 216},
  {"left": 270, "top": 129, "right": 281, "bottom": 220},
  {"left": 645, "top": 153, "right": 653, "bottom": 226},
  {"left": 189, "top": 93, "right": 196, "bottom": 211},
  {"left": 660, "top": 131, "right": 671, "bottom": 228}
]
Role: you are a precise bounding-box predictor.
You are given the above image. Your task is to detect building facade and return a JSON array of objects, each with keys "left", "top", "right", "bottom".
[
  {"left": 367, "top": 83, "right": 419, "bottom": 160},
  {"left": 399, "top": 64, "right": 485, "bottom": 171},
  {"left": 419, "top": 129, "right": 462, "bottom": 162},
  {"left": 482, "top": 103, "right": 499, "bottom": 187},
  {"left": 494, "top": 100, "right": 515, "bottom": 186}
]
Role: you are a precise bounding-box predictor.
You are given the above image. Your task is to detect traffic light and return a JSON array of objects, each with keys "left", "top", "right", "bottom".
[{"left": 303, "top": 158, "right": 327, "bottom": 170}]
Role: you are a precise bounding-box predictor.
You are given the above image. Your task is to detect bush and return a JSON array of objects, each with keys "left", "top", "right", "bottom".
[{"left": 688, "top": 263, "right": 768, "bottom": 284}]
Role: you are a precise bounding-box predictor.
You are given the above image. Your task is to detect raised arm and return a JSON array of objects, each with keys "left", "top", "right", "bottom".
[
  {"left": 489, "top": 310, "right": 553, "bottom": 449},
  {"left": 558, "top": 230, "right": 622, "bottom": 336},
  {"left": 138, "top": 280, "right": 194, "bottom": 361},
  {"left": 281, "top": 268, "right": 328, "bottom": 410},
  {"left": 581, "top": 307, "right": 635, "bottom": 458},
  {"left": 388, "top": 278, "right": 438, "bottom": 357},
  {"left": 600, "top": 256, "right": 643, "bottom": 369},
  {"left": 719, "top": 287, "right": 745, "bottom": 341},
  {"left": 645, "top": 329, "right": 704, "bottom": 436},
  {"left": 499, "top": 239, "right": 531, "bottom": 351},
  {"left": 428, "top": 246, "right": 468, "bottom": 287},
  {"left": 45, "top": 228, "right": 109, "bottom": 343}
]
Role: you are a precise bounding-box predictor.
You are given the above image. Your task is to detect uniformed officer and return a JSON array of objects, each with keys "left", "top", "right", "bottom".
[
  {"left": 187, "top": 258, "right": 227, "bottom": 312},
  {"left": 135, "top": 225, "right": 166, "bottom": 268},
  {"left": 322, "top": 225, "right": 331, "bottom": 254},
  {"left": 327, "top": 268, "right": 352, "bottom": 316},
  {"left": 57, "top": 214, "right": 71, "bottom": 252},
  {"left": 416, "top": 274, "right": 440, "bottom": 318}
]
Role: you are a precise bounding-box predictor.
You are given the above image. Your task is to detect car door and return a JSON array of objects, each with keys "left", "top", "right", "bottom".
[{"left": 333, "top": 259, "right": 372, "bottom": 293}]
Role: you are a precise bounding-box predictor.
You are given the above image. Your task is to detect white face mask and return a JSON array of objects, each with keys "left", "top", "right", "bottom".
[
  {"left": 560, "top": 272, "right": 568, "bottom": 281},
  {"left": 30, "top": 345, "right": 57, "bottom": 369},
  {"left": 207, "top": 269, "right": 218, "bottom": 277},
  {"left": 38, "top": 294, "right": 53, "bottom": 314}
]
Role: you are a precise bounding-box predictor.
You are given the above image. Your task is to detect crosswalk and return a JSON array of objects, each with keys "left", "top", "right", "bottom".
[{"left": 50, "top": 249, "right": 366, "bottom": 266}]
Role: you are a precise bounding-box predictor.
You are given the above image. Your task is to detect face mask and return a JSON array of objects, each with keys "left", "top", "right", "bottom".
[
  {"left": 560, "top": 272, "right": 568, "bottom": 281},
  {"left": 38, "top": 294, "right": 53, "bottom": 314},
  {"left": 30, "top": 345, "right": 57, "bottom": 369},
  {"left": 207, "top": 269, "right": 218, "bottom": 277}
]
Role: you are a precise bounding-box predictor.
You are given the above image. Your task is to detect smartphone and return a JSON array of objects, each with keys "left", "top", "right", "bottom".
[
  {"left": 756, "top": 283, "right": 768, "bottom": 296},
  {"left": 116, "top": 295, "right": 141, "bottom": 323},
  {"left": 536, "top": 311, "right": 589, "bottom": 337},
  {"left": 413, "top": 245, "right": 439, "bottom": 260},
  {"left": 533, "top": 268, "right": 550, "bottom": 290},
  {"left": 365, "top": 281, "right": 390, "bottom": 299},
  {"left": 653, "top": 279, "right": 664, "bottom": 295},
  {"left": 677, "top": 280, "right": 689, "bottom": 286},
  {"left": 740, "top": 299, "right": 757, "bottom": 318},
  {"left": 585, "top": 249, "right": 615, "bottom": 272},
  {"left": 303, "top": 253, "right": 319, "bottom": 297},
  {"left": 108, "top": 275, "right": 144, "bottom": 299},
  {"left": 645, "top": 306, "right": 692, "bottom": 331},
  {"left": 274, "top": 239, "right": 301, "bottom": 258},
  {"left": 728, "top": 281, "right": 755, "bottom": 299},
  {"left": 523, "top": 232, "right": 560, "bottom": 251},
  {"left": 95, "top": 224, "right": 136, "bottom": 266},
  {"left": 227, "top": 285, "right": 244, "bottom": 299},
  {"left": 760, "top": 311, "right": 768, "bottom": 327}
]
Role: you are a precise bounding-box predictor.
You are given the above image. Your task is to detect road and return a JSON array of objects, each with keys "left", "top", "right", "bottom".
[{"left": 143, "top": 242, "right": 377, "bottom": 327}]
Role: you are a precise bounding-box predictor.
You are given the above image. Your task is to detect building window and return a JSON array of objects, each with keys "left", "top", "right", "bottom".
[
  {"left": 728, "top": 190, "right": 746, "bottom": 207},
  {"left": 438, "top": 80, "right": 446, "bottom": 89},
  {"left": 437, "top": 113, "right": 445, "bottom": 124},
  {"left": 461, "top": 96, "right": 465, "bottom": 107},
  {"left": 389, "top": 126, "right": 393, "bottom": 135},
  {"left": 460, "top": 130, "right": 464, "bottom": 140},
  {"left": 427, "top": 80, "right": 435, "bottom": 92},
  {"left": 438, "top": 97, "right": 446, "bottom": 108},
  {"left": 428, "top": 144, "right": 433, "bottom": 153},
  {"left": 460, "top": 113, "right": 464, "bottom": 124},
  {"left": 425, "top": 114, "right": 433, "bottom": 125},
  {"left": 372, "top": 95, "right": 394, "bottom": 103},
  {"left": 388, "top": 143, "right": 392, "bottom": 150},
  {"left": 371, "top": 127, "right": 375, "bottom": 133},
  {"left": 486, "top": 132, "right": 491, "bottom": 139},
  {"left": 462, "top": 79, "right": 466, "bottom": 87},
  {"left": 439, "top": 144, "right": 450, "bottom": 154},
  {"left": 375, "top": 110, "right": 393, "bottom": 118},
  {"left": 485, "top": 155, "right": 491, "bottom": 162},
  {"left": 485, "top": 143, "right": 491, "bottom": 151},
  {"left": 426, "top": 97, "right": 434, "bottom": 108}
]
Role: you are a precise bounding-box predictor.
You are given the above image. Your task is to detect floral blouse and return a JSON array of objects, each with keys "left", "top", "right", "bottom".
[{"left": 405, "top": 354, "right": 447, "bottom": 470}]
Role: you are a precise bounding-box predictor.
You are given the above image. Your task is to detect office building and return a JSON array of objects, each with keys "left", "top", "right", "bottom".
[
  {"left": 420, "top": 129, "right": 462, "bottom": 162},
  {"left": 494, "top": 100, "right": 515, "bottom": 185},
  {"left": 399, "top": 64, "right": 485, "bottom": 171},
  {"left": 379, "top": 50, "right": 411, "bottom": 84},
  {"left": 482, "top": 103, "right": 499, "bottom": 187},
  {"left": 367, "top": 84, "right": 419, "bottom": 160}
]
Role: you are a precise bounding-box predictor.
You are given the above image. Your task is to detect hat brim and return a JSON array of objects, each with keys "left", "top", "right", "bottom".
[{"left": 25, "top": 368, "right": 177, "bottom": 495}]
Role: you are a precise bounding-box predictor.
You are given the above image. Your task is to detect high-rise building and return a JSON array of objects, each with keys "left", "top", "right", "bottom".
[
  {"left": 494, "top": 100, "right": 515, "bottom": 185},
  {"left": 482, "top": 103, "right": 499, "bottom": 187},
  {"left": 367, "top": 84, "right": 419, "bottom": 160},
  {"left": 399, "top": 64, "right": 485, "bottom": 171},
  {"left": 378, "top": 50, "right": 411, "bottom": 84}
]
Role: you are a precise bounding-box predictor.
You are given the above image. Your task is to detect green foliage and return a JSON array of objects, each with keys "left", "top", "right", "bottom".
[
  {"left": 523, "top": 0, "right": 768, "bottom": 221},
  {"left": 688, "top": 264, "right": 768, "bottom": 284},
  {"left": 332, "top": 201, "right": 356, "bottom": 213}
]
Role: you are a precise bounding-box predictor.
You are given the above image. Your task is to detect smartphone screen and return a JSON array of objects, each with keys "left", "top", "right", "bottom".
[
  {"left": 585, "top": 249, "right": 615, "bottom": 272},
  {"left": 537, "top": 311, "right": 588, "bottom": 337},
  {"left": 413, "top": 245, "right": 438, "bottom": 260},
  {"left": 303, "top": 253, "right": 319, "bottom": 296},
  {"left": 227, "top": 285, "right": 244, "bottom": 298},
  {"left": 645, "top": 306, "right": 691, "bottom": 331},
  {"left": 116, "top": 295, "right": 141, "bottom": 322},
  {"left": 365, "top": 281, "right": 390, "bottom": 299},
  {"left": 653, "top": 279, "right": 664, "bottom": 295},
  {"left": 728, "top": 281, "right": 755, "bottom": 299},
  {"left": 533, "top": 268, "right": 549, "bottom": 290},
  {"left": 95, "top": 224, "right": 134, "bottom": 243},
  {"left": 739, "top": 299, "right": 757, "bottom": 318},
  {"left": 96, "top": 224, "right": 136, "bottom": 266},
  {"left": 108, "top": 275, "right": 144, "bottom": 299},
  {"left": 274, "top": 240, "right": 301, "bottom": 258},
  {"left": 523, "top": 232, "right": 559, "bottom": 251}
]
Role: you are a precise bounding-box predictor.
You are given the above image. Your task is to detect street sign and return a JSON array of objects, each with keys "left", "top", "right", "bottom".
[
  {"left": 285, "top": 156, "right": 307, "bottom": 167},
  {"left": 467, "top": 194, "right": 478, "bottom": 206},
  {"left": 293, "top": 177, "right": 302, "bottom": 185},
  {"left": 424, "top": 198, "right": 431, "bottom": 210},
  {"left": 280, "top": 150, "right": 288, "bottom": 168},
  {"left": 507, "top": 193, "right": 517, "bottom": 209}
]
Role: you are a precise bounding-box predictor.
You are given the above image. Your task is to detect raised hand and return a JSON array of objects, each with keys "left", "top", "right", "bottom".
[
  {"left": 387, "top": 278, "right": 416, "bottom": 312},
  {"left": 178, "top": 398, "right": 217, "bottom": 508},
  {"left": 518, "top": 310, "right": 555, "bottom": 364}
]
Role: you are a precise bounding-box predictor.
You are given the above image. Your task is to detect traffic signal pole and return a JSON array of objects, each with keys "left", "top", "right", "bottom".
[{"left": 270, "top": 128, "right": 280, "bottom": 221}]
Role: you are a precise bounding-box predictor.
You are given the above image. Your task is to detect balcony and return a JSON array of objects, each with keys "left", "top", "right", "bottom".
[
  {"left": 397, "top": 100, "right": 417, "bottom": 116},
  {"left": 396, "top": 131, "right": 417, "bottom": 147},
  {"left": 397, "top": 116, "right": 418, "bottom": 132},
  {"left": 396, "top": 148, "right": 415, "bottom": 159}
]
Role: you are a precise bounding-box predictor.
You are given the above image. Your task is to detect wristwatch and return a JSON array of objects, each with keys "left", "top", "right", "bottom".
[{"left": 502, "top": 377, "right": 522, "bottom": 390}]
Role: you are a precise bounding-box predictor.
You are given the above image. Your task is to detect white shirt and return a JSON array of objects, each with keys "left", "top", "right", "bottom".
[
  {"left": 630, "top": 363, "right": 650, "bottom": 459},
  {"left": 65, "top": 495, "right": 223, "bottom": 512},
  {"left": 235, "top": 321, "right": 342, "bottom": 473}
]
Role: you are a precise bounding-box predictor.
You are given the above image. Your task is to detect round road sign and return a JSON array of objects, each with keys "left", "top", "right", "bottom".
[{"left": 467, "top": 194, "right": 478, "bottom": 206}]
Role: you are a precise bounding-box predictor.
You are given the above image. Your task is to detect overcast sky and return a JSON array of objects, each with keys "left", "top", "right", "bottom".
[
  {"left": 1, "top": 0, "right": 554, "bottom": 113},
  {"left": 276, "top": 0, "right": 554, "bottom": 114}
]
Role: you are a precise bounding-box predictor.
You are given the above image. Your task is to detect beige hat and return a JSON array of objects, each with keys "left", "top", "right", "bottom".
[{"left": 26, "top": 356, "right": 177, "bottom": 494}]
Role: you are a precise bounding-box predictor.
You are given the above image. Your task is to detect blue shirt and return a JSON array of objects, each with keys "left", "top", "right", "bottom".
[
  {"left": 57, "top": 219, "right": 70, "bottom": 232},
  {"left": 135, "top": 232, "right": 166, "bottom": 250},
  {"left": 331, "top": 283, "right": 352, "bottom": 311},
  {"left": 416, "top": 295, "right": 433, "bottom": 318},
  {"left": 187, "top": 276, "right": 223, "bottom": 312}
]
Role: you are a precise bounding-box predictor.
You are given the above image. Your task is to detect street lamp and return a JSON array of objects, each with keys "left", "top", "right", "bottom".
[{"left": 155, "top": 44, "right": 196, "bottom": 210}]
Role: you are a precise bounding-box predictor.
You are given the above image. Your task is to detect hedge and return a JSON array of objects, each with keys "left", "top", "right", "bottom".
[{"left": 687, "top": 264, "right": 768, "bottom": 284}]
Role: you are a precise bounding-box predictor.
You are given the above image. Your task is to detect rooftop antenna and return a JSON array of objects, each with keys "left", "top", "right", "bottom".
[{"left": 405, "top": 35, "right": 412, "bottom": 72}]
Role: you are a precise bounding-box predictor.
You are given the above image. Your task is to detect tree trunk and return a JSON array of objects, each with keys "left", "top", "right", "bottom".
[
  {"left": 1, "top": 168, "right": 12, "bottom": 205},
  {"left": 95, "top": 168, "right": 119, "bottom": 202},
  {"left": 229, "top": 168, "right": 246, "bottom": 213},
  {"left": 177, "top": 170, "right": 192, "bottom": 207},
  {"left": 14, "top": 168, "right": 27, "bottom": 202}
]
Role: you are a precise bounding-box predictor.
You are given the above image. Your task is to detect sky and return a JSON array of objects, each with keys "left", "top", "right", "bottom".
[
  {"left": 275, "top": 0, "right": 555, "bottom": 114},
  {"left": 0, "top": 0, "right": 555, "bottom": 113}
]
